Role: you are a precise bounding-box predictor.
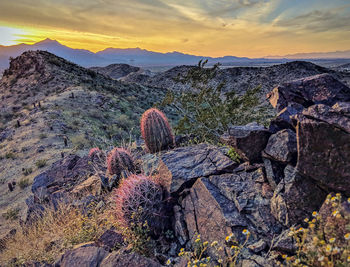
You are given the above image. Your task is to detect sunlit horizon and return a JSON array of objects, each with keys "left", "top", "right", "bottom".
[{"left": 0, "top": 0, "right": 350, "bottom": 57}]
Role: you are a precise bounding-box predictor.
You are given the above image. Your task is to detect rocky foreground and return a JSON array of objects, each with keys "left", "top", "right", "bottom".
[{"left": 1, "top": 72, "right": 350, "bottom": 266}]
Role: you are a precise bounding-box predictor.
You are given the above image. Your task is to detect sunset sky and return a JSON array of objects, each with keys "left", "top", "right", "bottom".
[{"left": 0, "top": 0, "right": 349, "bottom": 57}]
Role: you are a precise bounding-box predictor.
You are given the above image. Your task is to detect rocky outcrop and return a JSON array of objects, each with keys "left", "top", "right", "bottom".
[
  {"left": 294, "top": 103, "right": 350, "bottom": 192},
  {"left": 267, "top": 73, "right": 350, "bottom": 112},
  {"left": 221, "top": 122, "right": 271, "bottom": 163}
]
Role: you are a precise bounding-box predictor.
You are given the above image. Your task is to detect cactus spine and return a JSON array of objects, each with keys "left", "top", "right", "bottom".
[
  {"left": 107, "top": 148, "right": 135, "bottom": 177},
  {"left": 140, "top": 108, "right": 174, "bottom": 153}
]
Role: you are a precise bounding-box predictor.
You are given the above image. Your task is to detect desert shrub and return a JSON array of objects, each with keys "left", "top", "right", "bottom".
[
  {"left": 283, "top": 193, "right": 350, "bottom": 266},
  {"left": 158, "top": 60, "right": 270, "bottom": 143},
  {"left": 39, "top": 133, "right": 47, "bottom": 139},
  {"left": 114, "top": 174, "right": 170, "bottom": 236},
  {"left": 140, "top": 108, "right": 175, "bottom": 153},
  {"left": 71, "top": 134, "right": 91, "bottom": 150},
  {"left": 168, "top": 230, "right": 251, "bottom": 266},
  {"left": 22, "top": 167, "right": 33, "bottom": 176},
  {"left": 0, "top": 204, "right": 113, "bottom": 266},
  {"left": 35, "top": 159, "right": 47, "bottom": 168},
  {"left": 18, "top": 178, "right": 31, "bottom": 189},
  {"left": 2, "top": 207, "right": 20, "bottom": 221},
  {"left": 5, "top": 151, "right": 16, "bottom": 160}
]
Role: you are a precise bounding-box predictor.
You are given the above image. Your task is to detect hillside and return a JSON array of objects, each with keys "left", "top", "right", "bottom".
[
  {"left": 89, "top": 64, "right": 141, "bottom": 80},
  {"left": 123, "top": 61, "right": 350, "bottom": 95},
  {"left": 0, "top": 51, "right": 174, "bottom": 237}
]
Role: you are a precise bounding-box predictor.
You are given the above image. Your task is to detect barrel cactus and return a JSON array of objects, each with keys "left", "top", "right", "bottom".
[
  {"left": 114, "top": 174, "right": 170, "bottom": 234},
  {"left": 140, "top": 108, "right": 175, "bottom": 153},
  {"left": 107, "top": 147, "right": 135, "bottom": 177},
  {"left": 88, "top": 147, "right": 103, "bottom": 162}
]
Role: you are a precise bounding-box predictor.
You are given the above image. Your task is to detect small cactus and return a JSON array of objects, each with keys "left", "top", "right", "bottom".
[
  {"left": 107, "top": 148, "right": 135, "bottom": 177},
  {"left": 88, "top": 147, "right": 103, "bottom": 162},
  {"left": 114, "top": 174, "right": 170, "bottom": 234},
  {"left": 140, "top": 108, "right": 174, "bottom": 153}
]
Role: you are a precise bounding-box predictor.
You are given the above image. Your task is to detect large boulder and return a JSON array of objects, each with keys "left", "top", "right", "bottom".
[
  {"left": 263, "top": 129, "right": 297, "bottom": 164},
  {"left": 267, "top": 73, "right": 350, "bottom": 113},
  {"left": 268, "top": 103, "right": 304, "bottom": 133},
  {"left": 180, "top": 168, "right": 281, "bottom": 257},
  {"left": 55, "top": 243, "right": 108, "bottom": 267},
  {"left": 149, "top": 144, "right": 236, "bottom": 194},
  {"left": 294, "top": 103, "right": 350, "bottom": 192},
  {"left": 270, "top": 165, "right": 327, "bottom": 226},
  {"left": 220, "top": 122, "right": 271, "bottom": 163}
]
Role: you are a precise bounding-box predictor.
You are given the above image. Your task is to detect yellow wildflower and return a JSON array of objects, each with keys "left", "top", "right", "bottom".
[
  {"left": 332, "top": 210, "right": 339, "bottom": 216},
  {"left": 195, "top": 238, "right": 200, "bottom": 243},
  {"left": 282, "top": 254, "right": 287, "bottom": 259},
  {"left": 326, "top": 244, "right": 332, "bottom": 253},
  {"left": 344, "top": 233, "right": 350, "bottom": 240},
  {"left": 304, "top": 218, "right": 309, "bottom": 223},
  {"left": 211, "top": 241, "right": 218, "bottom": 247},
  {"left": 329, "top": 237, "right": 336, "bottom": 243},
  {"left": 333, "top": 247, "right": 340, "bottom": 254},
  {"left": 309, "top": 223, "right": 315, "bottom": 229},
  {"left": 166, "top": 259, "right": 171, "bottom": 265},
  {"left": 312, "top": 211, "right": 318, "bottom": 217},
  {"left": 242, "top": 229, "right": 250, "bottom": 235},
  {"left": 203, "top": 241, "right": 209, "bottom": 246}
]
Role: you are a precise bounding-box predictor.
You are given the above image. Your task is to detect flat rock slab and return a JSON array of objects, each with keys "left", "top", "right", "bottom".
[
  {"left": 157, "top": 144, "right": 236, "bottom": 194},
  {"left": 100, "top": 251, "right": 162, "bottom": 267},
  {"left": 267, "top": 73, "right": 350, "bottom": 112},
  {"left": 295, "top": 103, "right": 350, "bottom": 192}
]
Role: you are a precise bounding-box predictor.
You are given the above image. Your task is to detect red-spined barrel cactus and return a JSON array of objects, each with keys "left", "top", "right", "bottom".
[
  {"left": 88, "top": 147, "right": 103, "bottom": 161},
  {"left": 140, "top": 108, "right": 175, "bottom": 153},
  {"left": 114, "top": 174, "right": 170, "bottom": 234},
  {"left": 107, "top": 148, "right": 135, "bottom": 177}
]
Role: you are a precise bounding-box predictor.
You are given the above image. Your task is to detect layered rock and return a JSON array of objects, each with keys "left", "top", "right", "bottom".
[{"left": 267, "top": 73, "right": 350, "bottom": 112}]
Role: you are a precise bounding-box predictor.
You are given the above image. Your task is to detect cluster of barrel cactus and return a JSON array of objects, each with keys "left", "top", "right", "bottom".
[{"left": 86, "top": 107, "right": 174, "bottom": 234}]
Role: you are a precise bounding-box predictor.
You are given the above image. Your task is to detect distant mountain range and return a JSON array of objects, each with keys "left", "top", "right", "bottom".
[
  {"left": 0, "top": 39, "right": 349, "bottom": 73},
  {"left": 267, "top": 50, "right": 350, "bottom": 59}
]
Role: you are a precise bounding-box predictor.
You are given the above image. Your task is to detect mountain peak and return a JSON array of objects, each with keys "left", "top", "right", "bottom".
[{"left": 35, "top": 38, "right": 60, "bottom": 45}]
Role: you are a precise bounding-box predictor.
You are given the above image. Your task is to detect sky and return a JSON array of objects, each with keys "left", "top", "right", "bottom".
[{"left": 0, "top": 0, "right": 349, "bottom": 57}]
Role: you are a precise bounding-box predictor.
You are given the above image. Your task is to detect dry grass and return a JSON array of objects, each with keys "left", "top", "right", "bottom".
[{"left": 0, "top": 203, "right": 115, "bottom": 266}]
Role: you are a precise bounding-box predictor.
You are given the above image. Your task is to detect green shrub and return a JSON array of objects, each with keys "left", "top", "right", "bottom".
[
  {"left": 158, "top": 60, "right": 270, "bottom": 143},
  {"left": 22, "top": 167, "right": 33, "bottom": 176},
  {"left": 18, "top": 178, "right": 31, "bottom": 189},
  {"left": 3, "top": 207, "right": 20, "bottom": 221},
  {"left": 35, "top": 159, "right": 47, "bottom": 168}
]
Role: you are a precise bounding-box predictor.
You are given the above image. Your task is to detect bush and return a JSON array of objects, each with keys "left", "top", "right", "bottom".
[
  {"left": 18, "top": 178, "right": 31, "bottom": 189},
  {"left": 3, "top": 207, "right": 20, "bottom": 221},
  {"left": 35, "top": 159, "right": 47, "bottom": 168},
  {"left": 283, "top": 193, "right": 350, "bottom": 266},
  {"left": 158, "top": 60, "right": 270, "bottom": 143}
]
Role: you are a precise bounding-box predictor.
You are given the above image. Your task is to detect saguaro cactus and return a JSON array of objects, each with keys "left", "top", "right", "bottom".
[{"left": 140, "top": 108, "right": 174, "bottom": 153}]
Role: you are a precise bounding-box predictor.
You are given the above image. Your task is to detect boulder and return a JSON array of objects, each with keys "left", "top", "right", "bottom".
[
  {"left": 100, "top": 251, "right": 162, "bottom": 267},
  {"left": 181, "top": 169, "right": 281, "bottom": 257},
  {"left": 295, "top": 103, "right": 350, "bottom": 192},
  {"left": 262, "top": 158, "right": 284, "bottom": 189},
  {"left": 55, "top": 243, "right": 108, "bottom": 267},
  {"left": 270, "top": 165, "right": 327, "bottom": 226},
  {"left": 267, "top": 73, "right": 350, "bottom": 113},
  {"left": 268, "top": 103, "right": 303, "bottom": 133},
  {"left": 264, "top": 129, "right": 297, "bottom": 164},
  {"left": 95, "top": 229, "right": 124, "bottom": 251},
  {"left": 220, "top": 122, "right": 271, "bottom": 163},
  {"left": 155, "top": 144, "right": 236, "bottom": 194},
  {"left": 31, "top": 155, "right": 95, "bottom": 202}
]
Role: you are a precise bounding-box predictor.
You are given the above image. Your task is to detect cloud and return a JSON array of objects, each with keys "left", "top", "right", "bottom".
[{"left": 0, "top": 0, "right": 349, "bottom": 57}]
